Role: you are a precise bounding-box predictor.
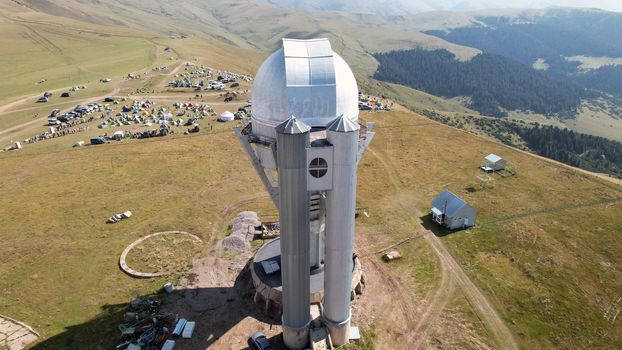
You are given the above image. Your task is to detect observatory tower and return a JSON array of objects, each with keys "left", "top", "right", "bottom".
[{"left": 235, "top": 38, "right": 374, "bottom": 349}]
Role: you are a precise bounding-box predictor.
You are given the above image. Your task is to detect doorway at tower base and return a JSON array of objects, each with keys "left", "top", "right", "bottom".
[{"left": 250, "top": 238, "right": 365, "bottom": 313}]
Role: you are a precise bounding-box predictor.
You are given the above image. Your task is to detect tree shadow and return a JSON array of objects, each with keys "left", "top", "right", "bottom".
[
  {"left": 419, "top": 213, "right": 454, "bottom": 237},
  {"left": 30, "top": 262, "right": 284, "bottom": 350}
]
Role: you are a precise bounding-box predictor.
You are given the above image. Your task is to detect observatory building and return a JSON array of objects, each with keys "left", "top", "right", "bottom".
[{"left": 235, "top": 38, "right": 374, "bottom": 349}]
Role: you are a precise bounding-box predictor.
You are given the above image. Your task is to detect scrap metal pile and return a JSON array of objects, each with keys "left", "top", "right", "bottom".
[
  {"left": 107, "top": 211, "right": 132, "bottom": 224},
  {"left": 117, "top": 296, "right": 195, "bottom": 350}
]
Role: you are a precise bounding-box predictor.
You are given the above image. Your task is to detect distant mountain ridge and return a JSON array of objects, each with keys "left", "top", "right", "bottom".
[
  {"left": 426, "top": 9, "right": 622, "bottom": 97},
  {"left": 263, "top": 0, "right": 622, "bottom": 15}
]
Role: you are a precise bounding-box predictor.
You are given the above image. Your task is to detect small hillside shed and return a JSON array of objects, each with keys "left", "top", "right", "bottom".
[
  {"left": 481, "top": 153, "right": 506, "bottom": 172},
  {"left": 431, "top": 190, "right": 477, "bottom": 230}
]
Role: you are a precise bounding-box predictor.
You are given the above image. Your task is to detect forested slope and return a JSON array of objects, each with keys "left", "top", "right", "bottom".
[
  {"left": 426, "top": 10, "right": 622, "bottom": 97},
  {"left": 374, "top": 49, "right": 589, "bottom": 117}
]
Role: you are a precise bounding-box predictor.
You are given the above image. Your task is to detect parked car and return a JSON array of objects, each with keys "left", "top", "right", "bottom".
[
  {"left": 230, "top": 82, "right": 240, "bottom": 88},
  {"left": 50, "top": 109, "right": 61, "bottom": 117},
  {"left": 104, "top": 97, "right": 115, "bottom": 102},
  {"left": 37, "top": 97, "right": 48, "bottom": 103},
  {"left": 249, "top": 331, "right": 272, "bottom": 350},
  {"left": 90, "top": 137, "right": 106, "bottom": 145},
  {"left": 185, "top": 116, "right": 196, "bottom": 126},
  {"left": 43, "top": 91, "right": 52, "bottom": 97},
  {"left": 358, "top": 102, "right": 372, "bottom": 111},
  {"left": 48, "top": 118, "right": 61, "bottom": 126},
  {"left": 57, "top": 115, "right": 71, "bottom": 123},
  {"left": 61, "top": 92, "right": 71, "bottom": 97}
]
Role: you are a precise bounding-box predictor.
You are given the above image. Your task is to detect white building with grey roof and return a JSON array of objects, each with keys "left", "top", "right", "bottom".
[
  {"left": 431, "top": 190, "right": 477, "bottom": 230},
  {"left": 481, "top": 153, "right": 507, "bottom": 172}
]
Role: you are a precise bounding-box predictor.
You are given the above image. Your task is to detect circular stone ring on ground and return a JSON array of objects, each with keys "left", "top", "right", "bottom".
[{"left": 119, "top": 231, "right": 202, "bottom": 278}]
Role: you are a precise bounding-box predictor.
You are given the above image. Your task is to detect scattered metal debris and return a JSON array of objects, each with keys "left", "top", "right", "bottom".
[
  {"left": 117, "top": 297, "right": 194, "bottom": 349},
  {"left": 163, "top": 283, "right": 174, "bottom": 294},
  {"left": 382, "top": 250, "right": 402, "bottom": 262},
  {"left": 107, "top": 211, "right": 132, "bottom": 224},
  {"left": 182, "top": 321, "right": 195, "bottom": 339}
]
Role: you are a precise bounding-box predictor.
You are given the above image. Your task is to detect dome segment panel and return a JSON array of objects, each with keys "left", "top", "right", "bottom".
[
  {"left": 251, "top": 49, "right": 288, "bottom": 128},
  {"left": 251, "top": 38, "right": 359, "bottom": 138},
  {"left": 334, "top": 53, "right": 359, "bottom": 125}
]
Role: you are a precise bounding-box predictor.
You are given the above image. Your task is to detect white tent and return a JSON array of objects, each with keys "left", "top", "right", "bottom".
[
  {"left": 112, "top": 130, "right": 125, "bottom": 141},
  {"left": 219, "top": 110, "right": 235, "bottom": 122}
]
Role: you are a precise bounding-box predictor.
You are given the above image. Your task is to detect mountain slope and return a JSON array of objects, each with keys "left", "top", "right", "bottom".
[
  {"left": 8, "top": 0, "right": 481, "bottom": 75},
  {"left": 0, "top": 3, "right": 158, "bottom": 102},
  {"left": 426, "top": 9, "right": 622, "bottom": 97},
  {"left": 264, "top": 0, "right": 622, "bottom": 15},
  {"left": 374, "top": 49, "right": 589, "bottom": 117}
]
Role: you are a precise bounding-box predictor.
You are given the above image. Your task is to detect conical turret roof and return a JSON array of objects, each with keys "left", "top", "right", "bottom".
[
  {"left": 327, "top": 114, "right": 359, "bottom": 132},
  {"left": 276, "top": 115, "right": 311, "bottom": 134}
]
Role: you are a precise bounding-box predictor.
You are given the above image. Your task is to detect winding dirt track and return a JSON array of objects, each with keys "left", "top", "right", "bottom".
[
  {"left": 422, "top": 229, "right": 519, "bottom": 350},
  {"left": 368, "top": 147, "right": 519, "bottom": 350},
  {"left": 0, "top": 87, "right": 68, "bottom": 116}
]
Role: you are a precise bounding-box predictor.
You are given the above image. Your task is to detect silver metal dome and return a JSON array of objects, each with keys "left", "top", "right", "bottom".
[{"left": 251, "top": 38, "right": 359, "bottom": 138}]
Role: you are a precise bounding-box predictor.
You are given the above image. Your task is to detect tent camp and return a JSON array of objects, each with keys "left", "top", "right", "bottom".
[
  {"left": 112, "top": 130, "right": 125, "bottom": 141},
  {"left": 431, "top": 190, "right": 477, "bottom": 230},
  {"left": 218, "top": 111, "right": 235, "bottom": 122},
  {"left": 481, "top": 154, "right": 506, "bottom": 172}
]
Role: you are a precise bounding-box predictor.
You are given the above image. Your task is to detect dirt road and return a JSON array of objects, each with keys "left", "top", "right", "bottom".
[
  {"left": 368, "top": 147, "right": 519, "bottom": 350},
  {"left": 422, "top": 228, "right": 519, "bottom": 350},
  {"left": 0, "top": 87, "right": 68, "bottom": 116},
  {"left": 0, "top": 88, "right": 120, "bottom": 141}
]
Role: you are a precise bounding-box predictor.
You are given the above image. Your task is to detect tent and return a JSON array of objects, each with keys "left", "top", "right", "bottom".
[
  {"left": 112, "top": 130, "right": 125, "bottom": 141},
  {"left": 218, "top": 110, "right": 235, "bottom": 122}
]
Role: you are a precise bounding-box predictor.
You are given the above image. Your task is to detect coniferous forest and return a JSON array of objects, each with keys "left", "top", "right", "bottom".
[
  {"left": 423, "top": 110, "right": 622, "bottom": 178},
  {"left": 426, "top": 11, "right": 622, "bottom": 98},
  {"left": 373, "top": 49, "right": 588, "bottom": 118},
  {"left": 512, "top": 125, "right": 622, "bottom": 177}
]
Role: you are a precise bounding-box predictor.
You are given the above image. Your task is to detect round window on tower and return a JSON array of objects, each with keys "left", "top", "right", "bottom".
[{"left": 309, "top": 157, "right": 328, "bottom": 178}]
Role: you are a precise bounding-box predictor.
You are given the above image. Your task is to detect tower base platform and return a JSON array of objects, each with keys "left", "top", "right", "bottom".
[{"left": 251, "top": 238, "right": 364, "bottom": 313}]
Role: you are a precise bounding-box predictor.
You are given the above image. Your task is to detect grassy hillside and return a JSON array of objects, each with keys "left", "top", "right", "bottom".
[
  {"left": 3, "top": 104, "right": 620, "bottom": 348},
  {"left": 0, "top": 4, "right": 164, "bottom": 103},
  {"left": 10, "top": 0, "right": 480, "bottom": 76},
  {"left": 0, "top": 130, "right": 273, "bottom": 347},
  {"left": 359, "top": 110, "right": 622, "bottom": 349}
]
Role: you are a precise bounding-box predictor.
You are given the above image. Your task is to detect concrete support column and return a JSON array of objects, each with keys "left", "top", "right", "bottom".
[
  {"left": 276, "top": 117, "right": 312, "bottom": 349},
  {"left": 323, "top": 115, "right": 360, "bottom": 347}
]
